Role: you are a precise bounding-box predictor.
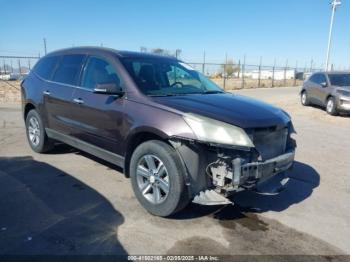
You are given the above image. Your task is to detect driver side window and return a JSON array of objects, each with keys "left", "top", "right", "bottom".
[{"left": 81, "top": 56, "right": 121, "bottom": 90}]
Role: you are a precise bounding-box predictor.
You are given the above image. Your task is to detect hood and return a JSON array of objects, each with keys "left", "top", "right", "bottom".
[
  {"left": 151, "top": 93, "right": 290, "bottom": 129},
  {"left": 334, "top": 86, "right": 350, "bottom": 91}
]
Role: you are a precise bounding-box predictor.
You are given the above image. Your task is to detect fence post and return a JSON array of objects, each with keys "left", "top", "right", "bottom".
[
  {"left": 10, "top": 60, "right": 13, "bottom": 73},
  {"left": 223, "top": 63, "right": 226, "bottom": 90},
  {"left": 284, "top": 59, "right": 288, "bottom": 87},
  {"left": 238, "top": 59, "right": 241, "bottom": 79},
  {"left": 241, "top": 55, "right": 246, "bottom": 89},
  {"left": 202, "top": 50, "right": 205, "bottom": 74},
  {"left": 3, "top": 59, "right": 6, "bottom": 74},
  {"left": 223, "top": 53, "right": 227, "bottom": 90},
  {"left": 28, "top": 59, "right": 31, "bottom": 71},
  {"left": 258, "top": 56, "right": 262, "bottom": 88},
  {"left": 293, "top": 61, "right": 298, "bottom": 86},
  {"left": 18, "top": 59, "right": 21, "bottom": 75},
  {"left": 310, "top": 59, "right": 313, "bottom": 73}
]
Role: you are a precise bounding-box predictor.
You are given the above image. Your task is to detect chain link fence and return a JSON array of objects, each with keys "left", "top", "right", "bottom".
[
  {"left": 188, "top": 61, "right": 322, "bottom": 90},
  {"left": 0, "top": 55, "right": 40, "bottom": 81},
  {"left": 0, "top": 54, "right": 322, "bottom": 90}
]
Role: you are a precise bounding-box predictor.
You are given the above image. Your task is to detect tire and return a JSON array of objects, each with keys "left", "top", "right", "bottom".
[
  {"left": 129, "top": 140, "right": 189, "bottom": 217},
  {"left": 326, "top": 97, "right": 338, "bottom": 116},
  {"left": 301, "top": 91, "right": 309, "bottom": 106},
  {"left": 25, "top": 109, "right": 54, "bottom": 153}
]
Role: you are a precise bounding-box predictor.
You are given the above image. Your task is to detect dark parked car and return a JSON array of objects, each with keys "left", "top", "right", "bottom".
[
  {"left": 301, "top": 71, "right": 350, "bottom": 115},
  {"left": 21, "top": 47, "right": 296, "bottom": 217}
]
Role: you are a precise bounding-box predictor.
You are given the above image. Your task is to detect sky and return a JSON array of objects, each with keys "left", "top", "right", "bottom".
[{"left": 1, "top": 0, "right": 349, "bottom": 69}]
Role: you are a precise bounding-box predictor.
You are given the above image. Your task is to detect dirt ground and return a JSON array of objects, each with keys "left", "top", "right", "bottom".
[
  {"left": 211, "top": 78, "right": 304, "bottom": 90},
  {"left": 0, "top": 85, "right": 350, "bottom": 259},
  {"left": 0, "top": 80, "right": 22, "bottom": 103}
]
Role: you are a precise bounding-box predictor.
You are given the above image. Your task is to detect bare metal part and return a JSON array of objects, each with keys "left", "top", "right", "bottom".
[
  {"left": 207, "top": 150, "right": 295, "bottom": 196},
  {"left": 192, "top": 189, "right": 232, "bottom": 205}
]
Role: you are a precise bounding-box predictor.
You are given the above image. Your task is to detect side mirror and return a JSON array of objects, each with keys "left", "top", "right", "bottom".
[
  {"left": 320, "top": 82, "right": 328, "bottom": 88},
  {"left": 93, "top": 83, "right": 124, "bottom": 96}
]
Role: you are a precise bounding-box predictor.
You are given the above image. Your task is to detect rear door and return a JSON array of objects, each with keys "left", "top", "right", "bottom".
[
  {"left": 44, "top": 54, "right": 86, "bottom": 135},
  {"left": 306, "top": 74, "right": 323, "bottom": 105},
  {"left": 314, "top": 73, "right": 331, "bottom": 105},
  {"left": 69, "top": 56, "right": 125, "bottom": 154}
]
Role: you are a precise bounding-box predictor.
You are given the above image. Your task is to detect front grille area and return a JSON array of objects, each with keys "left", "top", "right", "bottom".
[{"left": 251, "top": 125, "right": 288, "bottom": 160}]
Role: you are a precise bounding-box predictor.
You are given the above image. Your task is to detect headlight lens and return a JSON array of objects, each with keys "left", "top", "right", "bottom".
[
  {"left": 183, "top": 113, "right": 254, "bottom": 147},
  {"left": 337, "top": 90, "right": 350, "bottom": 97}
]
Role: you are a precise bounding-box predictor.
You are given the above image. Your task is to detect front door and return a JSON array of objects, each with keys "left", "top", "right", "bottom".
[{"left": 70, "top": 56, "right": 125, "bottom": 154}]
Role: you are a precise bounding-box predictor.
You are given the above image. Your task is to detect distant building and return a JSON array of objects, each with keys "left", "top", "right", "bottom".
[{"left": 242, "top": 69, "right": 296, "bottom": 80}]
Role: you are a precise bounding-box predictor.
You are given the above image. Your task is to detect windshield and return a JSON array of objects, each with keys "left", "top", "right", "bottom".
[
  {"left": 328, "top": 74, "right": 350, "bottom": 87},
  {"left": 120, "top": 57, "right": 224, "bottom": 96}
]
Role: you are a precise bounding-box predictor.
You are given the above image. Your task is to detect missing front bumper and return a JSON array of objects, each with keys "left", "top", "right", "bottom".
[
  {"left": 235, "top": 150, "right": 295, "bottom": 189},
  {"left": 193, "top": 150, "right": 295, "bottom": 205}
]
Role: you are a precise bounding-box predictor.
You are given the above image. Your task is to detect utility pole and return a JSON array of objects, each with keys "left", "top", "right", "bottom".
[
  {"left": 202, "top": 50, "right": 206, "bottom": 74},
  {"left": 325, "top": 0, "right": 341, "bottom": 71},
  {"left": 43, "top": 38, "right": 47, "bottom": 55}
]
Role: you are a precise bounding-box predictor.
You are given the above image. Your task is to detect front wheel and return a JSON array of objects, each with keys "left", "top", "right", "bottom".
[
  {"left": 129, "top": 140, "right": 189, "bottom": 217},
  {"left": 326, "top": 97, "right": 338, "bottom": 116},
  {"left": 25, "top": 109, "right": 54, "bottom": 153}
]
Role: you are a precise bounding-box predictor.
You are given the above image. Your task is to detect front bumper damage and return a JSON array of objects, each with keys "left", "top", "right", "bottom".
[
  {"left": 193, "top": 150, "right": 294, "bottom": 205},
  {"left": 171, "top": 124, "right": 296, "bottom": 206}
]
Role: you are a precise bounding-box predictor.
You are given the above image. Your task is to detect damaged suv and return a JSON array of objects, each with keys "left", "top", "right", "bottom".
[{"left": 21, "top": 47, "right": 296, "bottom": 217}]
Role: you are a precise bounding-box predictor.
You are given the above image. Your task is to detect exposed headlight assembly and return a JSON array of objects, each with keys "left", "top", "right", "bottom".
[{"left": 183, "top": 113, "right": 254, "bottom": 147}]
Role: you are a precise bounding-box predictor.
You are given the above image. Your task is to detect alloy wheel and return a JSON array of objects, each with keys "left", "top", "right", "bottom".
[
  {"left": 327, "top": 99, "right": 334, "bottom": 113},
  {"left": 301, "top": 93, "right": 307, "bottom": 105},
  {"left": 136, "top": 154, "right": 170, "bottom": 204},
  {"left": 28, "top": 116, "right": 40, "bottom": 147}
]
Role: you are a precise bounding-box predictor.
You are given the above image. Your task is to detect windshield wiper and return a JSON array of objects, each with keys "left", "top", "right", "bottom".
[
  {"left": 148, "top": 93, "right": 188, "bottom": 97},
  {"left": 202, "top": 90, "right": 225, "bottom": 94}
]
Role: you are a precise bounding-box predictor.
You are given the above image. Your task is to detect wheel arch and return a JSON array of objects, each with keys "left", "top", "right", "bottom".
[
  {"left": 325, "top": 94, "right": 334, "bottom": 104},
  {"left": 123, "top": 128, "right": 172, "bottom": 178},
  {"left": 24, "top": 102, "right": 36, "bottom": 120}
]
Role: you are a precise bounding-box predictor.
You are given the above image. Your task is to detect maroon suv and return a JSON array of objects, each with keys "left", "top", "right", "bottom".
[{"left": 21, "top": 47, "right": 296, "bottom": 216}]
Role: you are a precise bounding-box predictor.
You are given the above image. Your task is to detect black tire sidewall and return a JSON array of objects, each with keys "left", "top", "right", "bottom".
[
  {"left": 25, "top": 110, "right": 49, "bottom": 153},
  {"left": 129, "top": 140, "right": 188, "bottom": 217}
]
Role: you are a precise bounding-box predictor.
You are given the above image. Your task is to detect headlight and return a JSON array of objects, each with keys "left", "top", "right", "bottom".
[
  {"left": 183, "top": 113, "right": 254, "bottom": 147},
  {"left": 337, "top": 90, "right": 350, "bottom": 97}
]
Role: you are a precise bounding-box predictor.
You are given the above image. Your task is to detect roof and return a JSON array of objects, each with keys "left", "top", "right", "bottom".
[{"left": 45, "top": 46, "right": 178, "bottom": 60}]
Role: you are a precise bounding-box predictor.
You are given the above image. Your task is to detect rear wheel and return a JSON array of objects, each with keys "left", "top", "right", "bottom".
[
  {"left": 326, "top": 97, "right": 338, "bottom": 116},
  {"left": 301, "top": 91, "right": 309, "bottom": 106},
  {"left": 129, "top": 140, "right": 189, "bottom": 217},
  {"left": 25, "top": 109, "right": 54, "bottom": 153}
]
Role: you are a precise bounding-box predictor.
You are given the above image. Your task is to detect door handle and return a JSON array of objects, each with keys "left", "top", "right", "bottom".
[
  {"left": 43, "top": 90, "right": 50, "bottom": 95},
  {"left": 73, "top": 98, "right": 84, "bottom": 104}
]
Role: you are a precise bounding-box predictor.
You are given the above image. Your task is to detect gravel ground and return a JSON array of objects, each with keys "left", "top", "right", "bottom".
[{"left": 0, "top": 86, "right": 349, "bottom": 258}]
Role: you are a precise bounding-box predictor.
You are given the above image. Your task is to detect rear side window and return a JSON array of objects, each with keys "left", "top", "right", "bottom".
[
  {"left": 52, "top": 55, "right": 86, "bottom": 85},
  {"left": 309, "top": 74, "right": 319, "bottom": 83},
  {"left": 34, "top": 56, "right": 60, "bottom": 80},
  {"left": 310, "top": 73, "right": 327, "bottom": 85}
]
